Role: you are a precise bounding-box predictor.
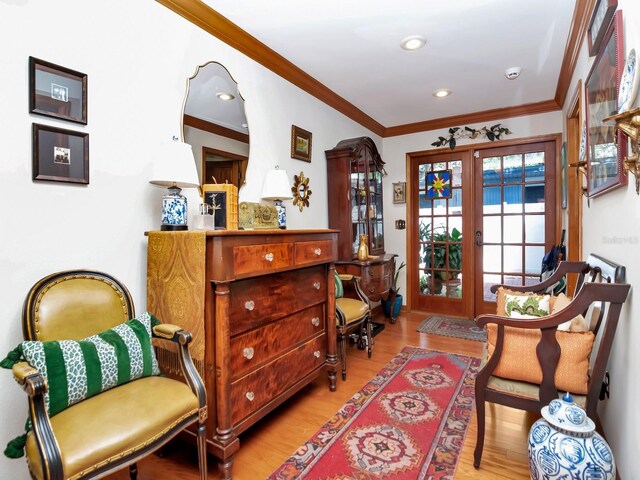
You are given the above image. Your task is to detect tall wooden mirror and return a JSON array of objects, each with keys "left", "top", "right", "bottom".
[{"left": 182, "top": 62, "right": 249, "bottom": 189}]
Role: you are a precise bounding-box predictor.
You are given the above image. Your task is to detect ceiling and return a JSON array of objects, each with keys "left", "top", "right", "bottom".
[{"left": 200, "top": 0, "right": 577, "bottom": 130}]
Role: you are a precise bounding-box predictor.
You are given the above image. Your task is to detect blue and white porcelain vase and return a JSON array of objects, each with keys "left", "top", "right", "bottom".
[{"left": 528, "top": 393, "right": 615, "bottom": 480}]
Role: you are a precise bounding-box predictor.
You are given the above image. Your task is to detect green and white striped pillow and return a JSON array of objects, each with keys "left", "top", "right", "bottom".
[{"left": 19, "top": 312, "right": 160, "bottom": 417}]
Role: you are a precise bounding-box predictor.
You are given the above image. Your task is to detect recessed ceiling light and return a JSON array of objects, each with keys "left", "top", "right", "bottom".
[
  {"left": 216, "top": 92, "right": 235, "bottom": 101},
  {"left": 433, "top": 89, "right": 451, "bottom": 98},
  {"left": 400, "top": 35, "right": 426, "bottom": 51}
]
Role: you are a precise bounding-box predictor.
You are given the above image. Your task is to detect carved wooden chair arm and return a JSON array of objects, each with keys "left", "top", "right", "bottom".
[
  {"left": 152, "top": 324, "right": 207, "bottom": 414},
  {"left": 489, "top": 260, "right": 589, "bottom": 294}
]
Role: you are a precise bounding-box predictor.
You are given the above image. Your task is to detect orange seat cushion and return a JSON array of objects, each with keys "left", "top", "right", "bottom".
[{"left": 487, "top": 287, "right": 594, "bottom": 395}]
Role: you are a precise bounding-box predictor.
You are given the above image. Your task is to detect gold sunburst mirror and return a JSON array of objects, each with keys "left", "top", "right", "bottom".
[{"left": 292, "top": 171, "right": 312, "bottom": 211}]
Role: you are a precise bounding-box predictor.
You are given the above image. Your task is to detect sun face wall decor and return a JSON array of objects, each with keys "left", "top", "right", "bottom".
[
  {"left": 426, "top": 169, "right": 452, "bottom": 199},
  {"left": 292, "top": 171, "right": 312, "bottom": 211}
]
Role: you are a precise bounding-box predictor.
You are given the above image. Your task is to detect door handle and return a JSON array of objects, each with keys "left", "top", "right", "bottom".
[{"left": 475, "top": 231, "right": 484, "bottom": 247}]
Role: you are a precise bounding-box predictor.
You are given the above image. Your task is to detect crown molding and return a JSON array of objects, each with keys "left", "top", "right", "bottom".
[
  {"left": 555, "top": 0, "right": 596, "bottom": 109},
  {"left": 184, "top": 114, "right": 249, "bottom": 143},
  {"left": 156, "top": 0, "right": 386, "bottom": 137},
  {"left": 384, "top": 99, "right": 560, "bottom": 138}
]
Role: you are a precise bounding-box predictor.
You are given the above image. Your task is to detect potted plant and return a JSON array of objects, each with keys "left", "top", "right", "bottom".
[
  {"left": 382, "top": 261, "right": 405, "bottom": 318},
  {"left": 420, "top": 223, "right": 462, "bottom": 296}
]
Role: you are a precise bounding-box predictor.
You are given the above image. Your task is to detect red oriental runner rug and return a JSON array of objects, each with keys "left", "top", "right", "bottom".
[{"left": 268, "top": 346, "right": 481, "bottom": 480}]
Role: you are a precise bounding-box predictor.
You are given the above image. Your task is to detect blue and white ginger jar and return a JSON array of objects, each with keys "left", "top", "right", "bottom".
[{"left": 528, "top": 393, "right": 615, "bottom": 480}]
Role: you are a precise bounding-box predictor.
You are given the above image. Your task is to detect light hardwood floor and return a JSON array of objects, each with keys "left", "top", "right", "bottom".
[{"left": 107, "top": 309, "right": 536, "bottom": 479}]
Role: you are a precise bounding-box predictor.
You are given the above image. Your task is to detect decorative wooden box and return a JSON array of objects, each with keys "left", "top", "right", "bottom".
[{"left": 202, "top": 182, "right": 238, "bottom": 230}]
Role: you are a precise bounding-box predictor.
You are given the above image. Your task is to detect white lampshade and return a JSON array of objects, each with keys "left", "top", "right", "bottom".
[
  {"left": 149, "top": 141, "right": 200, "bottom": 188},
  {"left": 262, "top": 167, "right": 293, "bottom": 200}
]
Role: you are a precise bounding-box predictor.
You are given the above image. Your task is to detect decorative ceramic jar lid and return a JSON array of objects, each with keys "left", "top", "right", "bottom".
[{"left": 541, "top": 392, "right": 595, "bottom": 436}]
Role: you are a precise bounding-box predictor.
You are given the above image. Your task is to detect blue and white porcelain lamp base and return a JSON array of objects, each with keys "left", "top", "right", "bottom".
[
  {"left": 161, "top": 186, "right": 189, "bottom": 231},
  {"left": 274, "top": 200, "right": 287, "bottom": 229}
]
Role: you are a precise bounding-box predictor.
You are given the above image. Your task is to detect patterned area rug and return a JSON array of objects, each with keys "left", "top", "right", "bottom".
[
  {"left": 267, "top": 346, "right": 480, "bottom": 480},
  {"left": 417, "top": 315, "right": 487, "bottom": 342}
]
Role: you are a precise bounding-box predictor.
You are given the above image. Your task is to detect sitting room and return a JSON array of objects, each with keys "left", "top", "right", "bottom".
[{"left": 1, "top": 1, "right": 638, "bottom": 479}]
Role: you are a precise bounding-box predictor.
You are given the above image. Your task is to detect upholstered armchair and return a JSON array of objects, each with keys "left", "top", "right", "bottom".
[
  {"left": 335, "top": 273, "right": 372, "bottom": 381},
  {"left": 8, "top": 270, "right": 207, "bottom": 480},
  {"left": 473, "top": 255, "right": 630, "bottom": 468}
]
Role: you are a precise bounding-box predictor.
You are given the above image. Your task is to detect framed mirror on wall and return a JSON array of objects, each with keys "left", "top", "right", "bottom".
[
  {"left": 182, "top": 62, "right": 250, "bottom": 190},
  {"left": 585, "top": 10, "right": 626, "bottom": 197}
]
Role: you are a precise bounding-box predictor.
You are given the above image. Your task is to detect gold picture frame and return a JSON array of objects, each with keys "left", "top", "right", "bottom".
[
  {"left": 291, "top": 125, "right": 312, "bottom": 162},
  {"left": 392, "top": 182, "right": 406, "bottom": 204}
]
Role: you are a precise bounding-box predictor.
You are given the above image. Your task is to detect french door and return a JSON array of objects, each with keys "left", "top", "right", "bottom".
[
  {"left": 473, "top": 141, "right": 557, "bottom": 314},
  {"left": 409, "top": 139, "right": 557, "bottom": 317}
]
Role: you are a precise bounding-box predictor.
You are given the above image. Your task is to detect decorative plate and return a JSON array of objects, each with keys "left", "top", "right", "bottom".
[{"left": 618, "top": 48, "right": 639, "bottom": 114}]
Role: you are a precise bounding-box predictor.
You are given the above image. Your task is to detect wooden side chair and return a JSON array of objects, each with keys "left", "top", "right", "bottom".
[
  {"left": 335, "top": 272, "right": 372, "bottom": 380},
  {"left": 8, "top": 270, "right": 208, "bottom": 480},
  {"left": 472, "top": 254, "right": 630, "bottom": 468}
]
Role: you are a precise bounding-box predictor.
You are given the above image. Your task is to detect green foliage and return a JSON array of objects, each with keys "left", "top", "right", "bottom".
[
  {"left": 419, "top": 223, "right": 462, "bottom": 280},
  {"left": 391, "top": 261, "right": 406, "bottom": 294},
  {"left": 431, "top": 123, "right": 512, "bottom": 150}
]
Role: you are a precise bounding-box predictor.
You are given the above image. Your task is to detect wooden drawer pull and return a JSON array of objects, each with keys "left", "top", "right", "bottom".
[
  {"left": 264, "top": 252, "right": 274, "bottom": 262},
  {"left": 245, "top": 391, "right": 255, "bottom": 401},
  {"left": 314, "top": 248, "right": 322, "bottom": 256},
  {"left": 311, "top": 317, "right": 320, "bottom": 327},
  {"left": 313, "top": 350, "right": 321, "bottom": 358},
  {"left": 245, "top": 300, "right": 255, "bottom": 311},
  {"left": 242, "top": 347, "right": 254, "bottom": 360},
  {"left": 313, "top": 281, "right": 321, "bottom": 290}
]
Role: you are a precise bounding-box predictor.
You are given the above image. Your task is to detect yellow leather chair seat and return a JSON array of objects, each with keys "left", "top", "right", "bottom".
[
  {"left": 26, "top": 376, "right": 199, "bottom": 480},
  {"left": 336, "top": 297, "right": 369, "bottom": 325}
]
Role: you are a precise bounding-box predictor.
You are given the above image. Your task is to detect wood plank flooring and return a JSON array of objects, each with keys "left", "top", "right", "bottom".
[{"left": 106, "top": 310, "right": 535, "bottom": 479}]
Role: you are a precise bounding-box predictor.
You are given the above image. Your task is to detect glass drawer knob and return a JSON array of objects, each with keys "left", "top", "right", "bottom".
[
  {"left": 313, "top": 281, "right": 321, "bottom": 290},
  {"left": 264, "top": 252, "right": 274, "bottom": 262},
  {"left": 314, "top": 248, "right": 322, "bottom": 256},
  {"left": 369, "top": 287, "right": 375, "bottom": 293},
  {"left": 314, "top": 350, "right": 321, "bottom": 358},
  {"left": 245, "top": 391, "right": 255, "bottom": 401},
  {"left": 245, "top": 300, "right": 255, "bottom": 311},
  {"left": 243, "top": 347, "right": 254, "bottom": 360},
  {"left": 311, "top": 317, "right": 320, "bottom": 327}
]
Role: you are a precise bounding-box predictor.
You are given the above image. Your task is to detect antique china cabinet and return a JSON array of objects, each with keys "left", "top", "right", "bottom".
[{"left": 325, "top": 137, "right": 397, "bottom": 321}]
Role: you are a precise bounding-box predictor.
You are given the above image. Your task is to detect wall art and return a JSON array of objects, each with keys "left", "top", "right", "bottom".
[{"left": 32, "top": 123, "right": 89, "bottom": 184}]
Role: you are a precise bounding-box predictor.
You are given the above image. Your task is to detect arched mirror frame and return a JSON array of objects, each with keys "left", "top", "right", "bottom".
[{"left": 180, "top": 61, "right": 250, "bottom": 191}]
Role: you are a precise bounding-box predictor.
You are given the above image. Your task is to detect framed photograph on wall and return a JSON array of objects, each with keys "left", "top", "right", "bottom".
[
  {"left": 33, "top": 123, "right": 89, "bottom": 184},
  {"left": 587, "top": 0, "right": 617, "bottom": 57},
  {"left": 29, "top": 57, "right": 87, "bottom": 124},
  {"left": 392, "top": 182, "right": 406, "bottom": 204},
  {"left": 585, "top": 10, "right": 626, "bottom": 197},
  {"left": 291, "top": 125, "right": 312, "bottom": 162}
]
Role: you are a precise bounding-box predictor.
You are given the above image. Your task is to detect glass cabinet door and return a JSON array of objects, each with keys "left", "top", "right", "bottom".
[{"left": 351, "top": 152, "right": 367, "bottom": 256}]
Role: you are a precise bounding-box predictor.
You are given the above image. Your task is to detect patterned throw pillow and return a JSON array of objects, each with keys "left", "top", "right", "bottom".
[
  {"left": 503, "top": 293, "right": 550, "bottom": 318},
  {"left": 334, "top": 271, "right": 344, "bottom": 299},
  {"left": 16, "top": 312, "right": 160, "bottom": 417}
]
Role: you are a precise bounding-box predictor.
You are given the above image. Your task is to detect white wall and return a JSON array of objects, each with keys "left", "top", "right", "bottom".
[
  {"left": 382, "top": 111, "right": 563, "bottom": 298},
  {"left": 562, "top": 1, "right": 640, "bottom": 475},
  {"left": 0, "top": 2, "right": 378, "bottom": 478}
]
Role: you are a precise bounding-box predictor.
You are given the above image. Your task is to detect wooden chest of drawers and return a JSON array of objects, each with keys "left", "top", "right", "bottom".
[{"left": 146, "top": 229, "right": 338, "bottom": 479}]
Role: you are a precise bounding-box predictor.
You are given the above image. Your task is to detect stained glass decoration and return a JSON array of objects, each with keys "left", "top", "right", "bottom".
[{"left": 426, "top": 169, "right": 452, "bottom": 198}]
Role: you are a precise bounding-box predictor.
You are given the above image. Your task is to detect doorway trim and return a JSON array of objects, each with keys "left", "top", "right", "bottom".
[{"left": 405, "top": 133, "right": 562, "bottom": 315}]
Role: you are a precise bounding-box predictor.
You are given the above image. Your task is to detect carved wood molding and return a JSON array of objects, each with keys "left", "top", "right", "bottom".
[
  {"left": 184, "top": 114, "right": 249, "bottom": 143},
  {"left": 385, "top": 100, "right": 560, "bottom": 138}
]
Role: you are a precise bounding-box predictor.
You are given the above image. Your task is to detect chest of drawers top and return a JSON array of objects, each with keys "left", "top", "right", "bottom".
[{"left": 201, "top": 229, "right": 338, "bottom": 282}]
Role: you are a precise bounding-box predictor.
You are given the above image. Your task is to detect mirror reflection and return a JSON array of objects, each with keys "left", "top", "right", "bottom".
[{"left": 182, "top": 62, "right": 249, "bottom": 189}]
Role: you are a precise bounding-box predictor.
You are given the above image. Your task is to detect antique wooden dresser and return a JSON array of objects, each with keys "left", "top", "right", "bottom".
[{"left": 145, "top": 229, "right": 338, "bottom": 479}]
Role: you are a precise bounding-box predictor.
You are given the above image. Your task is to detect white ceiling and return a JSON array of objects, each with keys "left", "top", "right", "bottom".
[{"left": 201, "top": 0, "right": 577, "bottom": 128}]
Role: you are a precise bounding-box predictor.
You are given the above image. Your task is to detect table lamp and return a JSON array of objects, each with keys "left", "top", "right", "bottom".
[
  {"left": 262, "top": 166, "right": 293, "bottom": 229},
  {"left": 149, "top": 140, "right": 200, "bottom": 231}
]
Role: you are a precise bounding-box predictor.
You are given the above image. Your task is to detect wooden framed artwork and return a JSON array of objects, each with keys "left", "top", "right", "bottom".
[
  {"left": 32, "top": 123, "right": 89, "bottom": 184},
  {"left": 202, "top": 182, "right": 239, "bottom": 230},
  {"left": 392, "top": 182, "right": 406, "bottom": 204},
  {"left": 426, "top": 169, "right": 452, "bottom": 199},
  {"left": 587, "top": 0, "right": 617, "bottom": 57},
  {"left": 29, "top": 57, "right": 87, "bottom": 124},
  {"left": 585, "top": 10, "right": 626, "bottom": 197},
  {"left": 291, "top": 125, "right": 312, "bottom": 162}
]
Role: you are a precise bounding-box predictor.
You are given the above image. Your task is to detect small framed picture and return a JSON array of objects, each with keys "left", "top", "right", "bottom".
[
  {"left": 291, "top": 125, "right": 312, "bottom": 162},
  {"left": 392, "top": 182, "right": 406, "bottom": 204},
  {"left": 426, "top": 169, "right": 452, "bottom": 199},
  {"left": 29, "top": 56, "right": 87, "bottom": 124},
  {"left": 587, "top": 0, "right": 617, "bottom": 56},
  {"left": 33, "top": 123, "right": 89, "bottom": 184}
]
